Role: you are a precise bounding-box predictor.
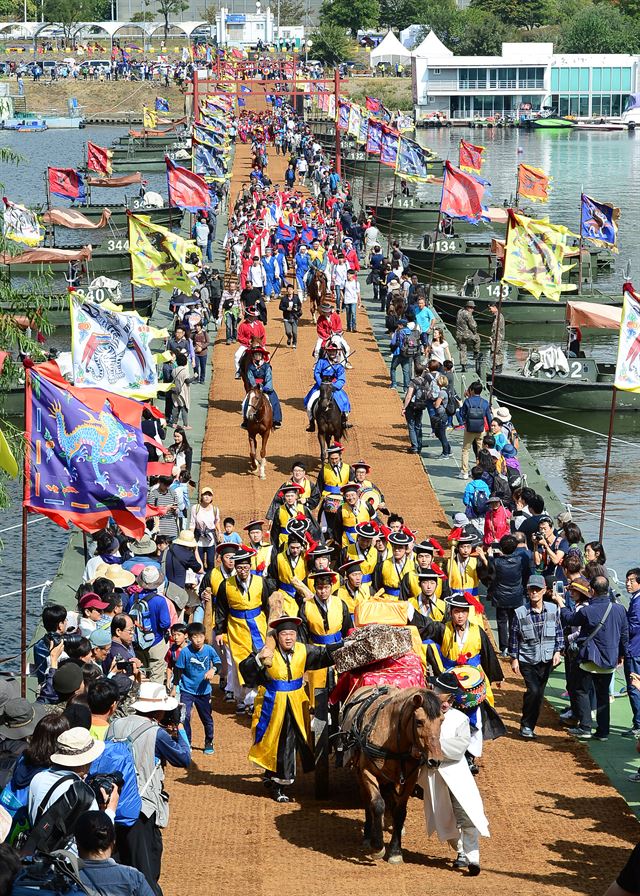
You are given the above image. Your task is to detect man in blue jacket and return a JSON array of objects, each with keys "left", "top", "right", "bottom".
[
  {"left": 459, "top": 381, "right": 492, "bottom": 481},
  {"left": 566, "top": 576, "right": 629, "bottom": 741},
  {"left": 623, "top": 567, "right": 640, "bottom": 738}
]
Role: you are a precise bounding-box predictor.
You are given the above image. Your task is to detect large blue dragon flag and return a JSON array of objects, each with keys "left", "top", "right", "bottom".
[
  {"left": 24, "top": 361, "right": 148, "bottom": 537},
  {"left": 70, "top": 296, "right": 169, "bottom": 400}
]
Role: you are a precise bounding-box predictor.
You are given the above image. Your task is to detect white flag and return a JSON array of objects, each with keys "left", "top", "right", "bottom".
[
  {"left": 2, "top": 198, "right": 43, "bottom": 246},
  {"left": 614, "top": 285, "right": 640, "bottom": 393},
  {"left": 70, "top": 296, "right": 169, "bottom": 400}
]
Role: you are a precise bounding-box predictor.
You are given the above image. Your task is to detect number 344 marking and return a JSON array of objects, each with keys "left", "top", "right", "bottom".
[{"left": 106, "top": 239, "right": 129, "bottom": 252}]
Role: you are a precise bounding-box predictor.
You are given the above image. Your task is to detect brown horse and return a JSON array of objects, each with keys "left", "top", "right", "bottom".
[
  {"left": 245, "top": 385, "right": 273, "bottom": 479},
  {"left": 314, "top": 380, "right": 345, "bottom": 463},
  {"left": 340, "top": 686, "right": 443, "bottom": 864},
  {"left": 239, "top": 337, "right": 265, "bottom": 393},
  {"left": 307, "top": 268, "right": 328, "bottom": 323}
]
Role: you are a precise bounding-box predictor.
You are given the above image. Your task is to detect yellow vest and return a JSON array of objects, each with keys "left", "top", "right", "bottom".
[
  {"left": 346, "top": 543, "right": 378, "bottom": 586},
  {"left": 447, "top": 554, "right": 480, "bottom": 595},
  {"left": 223, "top": 575, "right": 267, "bottom": 682},
  {"left": 409, "top": 594, "right": 447, "bottom": 622},
  {"left": 276, "top": 502, "right": 305, "bottom": 547},
  {"left": 406, "top": 570, "right": 444, "bottom": 601},
  {"left": 251, "top": 543, "right": 273, "bottom": 578},
  {"left": 276, "top": 551, "right": 307, "bottom": 599},
  {"left": 340, "top": 502, "right": 372, "bottom": 548},
  {"left": 304, "top": 596, "right": 345, "bottom": 692},
  {"left": 337, "top": 582, "right": 370, "bottom": 616},
  {"left": 249, "top": 642, "right": 310, "bottom": 773},
  {"left": 320, "top": 461, "right": 350, "bottom": 498},
  {"left": 380, "top": 557, "right": 415, "bottom": 599},
  {"left": 435, "top": 622, "right": 494, "bottom": 705}
]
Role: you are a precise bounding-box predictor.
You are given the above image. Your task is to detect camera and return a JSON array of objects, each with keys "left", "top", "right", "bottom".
[
  {"left": 116, "top": 659, "right": 135, "bottom": 675},
  {"left": 163, "top": 703, "right": 186, "bottom": 728},
  {"left": 85, "top": 771, "right": 125, "bottom": 809},
  {"left": 49, "top": 632, "right": 85, "bottom": 651},
  {"left": 532, "top": 532, "right": 544, "bottom": 544}
]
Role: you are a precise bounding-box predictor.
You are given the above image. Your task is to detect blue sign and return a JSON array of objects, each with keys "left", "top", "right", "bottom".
[{"left": 226, "top": 14, "right": 246, "bottom": 22}]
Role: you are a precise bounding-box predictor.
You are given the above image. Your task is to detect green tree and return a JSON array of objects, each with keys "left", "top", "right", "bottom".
[
  {"left": 157, "top": 0, "right": 189, "bottom": 40},
  {"left": 310, "top": 21, "right": 351, "bottom": 63},
  {"left": 415, "top": 0, "right": 458, "bottom": 47},
  {"left": 42, "top": 0, "right": 100, "bottom": 44},
  {"left": 278, "top": 0, "right": 305, "bottom": 25},
  {"left": 320, "top": 0, "right": 380, "bottom": 37},
  {"left": 470, "top": 0, "right": 551, "bottom": 28},
  {"left": 379, "top": 0, "right": 429, "bottom": 31},
  {"left": 451, "top": 7, "right": 507, "bottom": 53},
  {"left": 132, "top": 1, "right": 155, "bottom": 22},
  {"left": 557, "top": 3, "right": 637, "bottom": 52}
]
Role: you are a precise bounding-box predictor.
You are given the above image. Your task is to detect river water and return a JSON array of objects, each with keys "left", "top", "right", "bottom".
[{"left": 0, "top": 124, "right": 638, "bottom": 657}]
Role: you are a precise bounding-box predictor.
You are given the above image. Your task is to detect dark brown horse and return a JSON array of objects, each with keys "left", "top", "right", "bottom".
[
  {"left": 340, "top": 686, "right": 443, "bottom": 864},
  {"left": 307, "top": 268, "right": 328, "bottom": 323},
  {"left": 239, "top": 337, "right": 265, "bottom": 393},
  {"left": 313, "top": 380, "right": 345, "bottom": 463},
  {"left": 245, "top": 385, "right": 273, "bottom": 479}
]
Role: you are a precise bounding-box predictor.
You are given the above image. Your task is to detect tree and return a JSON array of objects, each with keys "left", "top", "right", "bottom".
[
  {"left": 379, "top": 0, "right": 430, "bottom": 31},
  {"left": 451, "top": 7, "right": 508, "bottom": 53},
  {"left": 157, "top": 0, "right": 189, "bottom": 41},
  {"left": 278, "top": 0, "right": 305, "bottom": 25},
  {"left": 132, "top": 2, "right": 155, "bottom": 22},
  {"left": 557, "top": 3, "right": 637, "bottom": 52},
  {"left": 470, "top": 0, "right": 552, "bottom": 28},
  {"left": 310, "top": 21, "right": 351, "bottom": 64},
  {"left": 415, "top": 0, "right": 458, "bottom": 47},
  {"left": 42, "top": 0, "right": 100, "bottom": 44},
  {"left": 320, "top": 0, "right": 380, "bottom": 37}
]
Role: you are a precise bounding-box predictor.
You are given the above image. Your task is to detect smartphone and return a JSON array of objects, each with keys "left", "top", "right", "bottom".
[{"left": 554, "top": 581, "right": 565, "bottom": 598}]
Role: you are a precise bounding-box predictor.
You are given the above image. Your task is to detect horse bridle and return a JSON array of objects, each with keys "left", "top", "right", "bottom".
[{"left": 246, "top": 388, "right": 263, "bottom": 420}]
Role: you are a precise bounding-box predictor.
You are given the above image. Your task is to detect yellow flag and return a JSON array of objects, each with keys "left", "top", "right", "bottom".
[
  {"left": 142, "top": 106, "right": 157, "bottom": 129},
  {"left": 0, "top": 426, "right": 18, "bottom": 478},
  {"left": 127, "top": 214, "right": 200, "bottom": 294},
  {"left": 503, "top": 212, "right": 572, "bottom": 302}
]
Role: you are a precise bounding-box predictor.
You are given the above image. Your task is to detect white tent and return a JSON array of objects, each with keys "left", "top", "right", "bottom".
[
  {"left": 411, "top": 30, "right": 454, "bottom": 59},
  {"left": 370, "top": 30, "right": 412, "bottom": 67}
]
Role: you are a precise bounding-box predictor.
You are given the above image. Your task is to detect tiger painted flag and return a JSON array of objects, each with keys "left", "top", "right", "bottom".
[
  {"left": 503, "top": 211, "right": 571, "bottom": 302},
  {"left": 127, "top": 213, "right": 199, "bottom": 294}
]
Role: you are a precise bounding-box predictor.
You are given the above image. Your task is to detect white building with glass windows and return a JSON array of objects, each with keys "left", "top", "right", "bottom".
[{"left": 412, "top": 35, "right": 640, "bottom": 120}]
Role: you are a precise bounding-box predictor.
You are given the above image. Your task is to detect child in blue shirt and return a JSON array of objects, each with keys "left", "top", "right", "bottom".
[
  {"left": 173, "top": 622, "right": 221, "bottom": 754},
  {"left": 221, "top": 517, "right": 242, "bottom": 545}
]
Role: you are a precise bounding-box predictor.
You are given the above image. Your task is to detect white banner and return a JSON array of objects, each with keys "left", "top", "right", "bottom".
[
  {"left": 2, "top": 198, "right": 43, "bottom": 246},
  {"left": 614, "top": 287, "right": 640, "bottom": 393}
]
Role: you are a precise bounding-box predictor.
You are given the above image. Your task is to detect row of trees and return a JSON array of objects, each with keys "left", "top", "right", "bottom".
[{"left": 313, "top": 0, "right": 640, "bottom": 60}]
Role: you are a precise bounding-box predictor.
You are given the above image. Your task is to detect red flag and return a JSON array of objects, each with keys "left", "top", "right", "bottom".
[
  {"left": 458, "top": 139, "right": 485, "bottom": 174},
  {"left": 47, "top": 168, "right": 86, "bottom": 202},
  {"left": 165, "top": 156, "right": 212, "bottom": 212},
  {"left": 365, "top": 96, "right": 382, "bottom": 114},
  {"left": 87, "top": 141, "right": 113, "bottom": 176},
  {"left": 440, "top": 161, "right": 489, "bottom": 224}
]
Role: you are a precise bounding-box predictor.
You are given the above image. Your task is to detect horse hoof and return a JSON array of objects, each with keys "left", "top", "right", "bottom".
[
  {"left": 387, "top": 855, "right": 403, "bottom": 865},
  {"left": 370, "top": 847, "right": 385, "bottom": 859}
]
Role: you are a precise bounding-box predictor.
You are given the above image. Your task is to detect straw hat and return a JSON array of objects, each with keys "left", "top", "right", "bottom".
[
  {"left": 50, "top": 727, "right": 105, "bottom": 767},
  {"left": 94, "top": 564, "right": 135, "bottom": 588},
  {"left": 128, "top": 533, "right": 157, "bottom": 556},
  {"left": 174, "top": 529, "right": 198, "bottom": 548}
]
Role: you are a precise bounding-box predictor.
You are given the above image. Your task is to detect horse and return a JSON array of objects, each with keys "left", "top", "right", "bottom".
[
  {"left": 307, "top": 268, "right": 328, "bottom": 324},
  {"left": 313, "top": 380, "right": 345, "bottom": 463},
  {"left": 340, "top": 686, "right": 443, "bottom": 864},
  {"left": 245, "top": 385, "right": 273, "bottom": 479},
  {"left": 239, "top": 336, "right": 265, "bottom": 393}
]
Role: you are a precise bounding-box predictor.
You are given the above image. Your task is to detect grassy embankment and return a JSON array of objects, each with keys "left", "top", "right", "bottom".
[
  {"left": 9, "top": 79, "right": 186, "bottom": 119},
  {"left": 342, "top": 77, "right": 413, "bottom": 111}
]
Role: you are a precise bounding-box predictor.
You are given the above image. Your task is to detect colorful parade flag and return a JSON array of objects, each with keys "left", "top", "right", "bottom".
[
  {"left": 396, "top": 112, "right": 413, "bottom": 132},
  {"left": 365, "top": 97, "right": 382, "bottom": 114},
  {"left": 194, "top": 144, "right": 226, "bottom": 180},
  {"left": 155, "top": 96, "right": 169, "bottom": 112},
  {"left": 503, "top": 211, "right": 571, "bottom": 302},
  {"left": 166, "top": 157, "right": 212, "bottom": 212},
  {"left": 395, "top": 136, "right": 433, "bottom": 183},
  {"left": 0, "top": 425, "right": 18, "bottom": 478},
  {"left": 440, "top": 161, "right": 489, "bottom": 224},
  {"left": 24, "top": 360, "right": 148, "bottom": 538},
  {"left": 47, "top": 168, "right": 87, "bottom": 202},
  {"left": 366, "top": 120, "right": 382, "bottom": 155},
  {"left": 337, "top": 100, "right": 350, "bottom": 131},
  {"left": 239, "top": 84, "right": 251, "bottom": 94},
  {"left": 459, "top": 139, "right": 485, "bottom": 174},
  {"left": 347, "top": 104, "right": 362, "bottom": 139},
  {"left": 358, "top": 114, "right": 368, "bottom": 147},
  {"left": 128, "top": 213, "right": 199, "bottom": 294},
  {"left": 580, "top": 193, "right": 620, "bottom": 252},
  {"left": 70, "top": 296, "right": 168, "bottom": 400},
  {"left": 193, "top": 124, "right": 226, "bottom": 148},
  {"left": 517, "top": 163, "right": 550, "bottom": 202},
  {"left": 380, "top": 126, "right": 399, "bottom": 168},
  {"left": 142, "top": 106, "right": 157, "bottom": 129},
  {"left": 328, "top": 94, "right": 336, "bottom": 119},
  {"left": 615, "top": 283, "right": 640, "bottom": 392},
  {"left": 86, "top": 141, "right": 113, "bottom": 176},
  {"left": 275, "top": 223, "right": 296, "bottom": 244},
  {"left": 2, "top": 198, "right": 43, "bottom": 246},
  {"left": 237, "top": 97, "right": 246, "bottom": 107}
]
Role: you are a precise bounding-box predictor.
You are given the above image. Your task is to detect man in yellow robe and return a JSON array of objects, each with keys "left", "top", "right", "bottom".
[{"left": 239, "top": 615, "right": 337, "bottom": 802}]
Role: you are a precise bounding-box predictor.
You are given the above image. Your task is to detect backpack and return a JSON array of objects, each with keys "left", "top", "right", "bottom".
[
  {"left": 128, "top": 596, "right": 156, "bottom": 650},
  {"left": 401, "top": 253, "right": 410, "bottom": 271},
  {"left": 400, "top": 330, "right": 420, "bottom": 358},
  {"left": 411, "top": 381, "right": 430, "bottom": 412},
  {"left": 20, "top": 774, "right": 95, "bottom": 856},
  {"left": 470, "top": 486, "right": 489, "bottom": 517},
  {"left": 465, "top": 397, "right": 486, "bottom": 433},
  {"left": 445, "top": 381, "right": 458, "bottom": 417}
]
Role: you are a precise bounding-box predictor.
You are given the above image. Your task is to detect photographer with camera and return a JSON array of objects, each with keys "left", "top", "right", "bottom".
[
  {"left": 33, "top": 605, "right": 68, "bottom": 685},
  {"left": 532, "top": 516, "right": 568, "bottom": 581},
  {"left": 107, "top": 682, "right": 190, "bottom": 896},
  {"left": 103, "top": 614, "right": 141, "bottom": 677},
  {"left": 36, "top": 650, "right": 84, "bottom": 707}
]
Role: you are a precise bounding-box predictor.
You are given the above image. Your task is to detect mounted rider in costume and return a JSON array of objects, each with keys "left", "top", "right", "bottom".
[
  {"left": 304, "top": 340, "right": 351, "bottom": 432},
  {"left": 234, "top": 306, "right": 266, "bottom": 379},
  {"left": 242, "top": 346, "right": 282, "bottom": 430}
]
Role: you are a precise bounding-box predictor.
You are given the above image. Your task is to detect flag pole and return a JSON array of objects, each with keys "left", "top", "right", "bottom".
[
  {"left": 126, "top": 212, "right": 136, "bottom": 311},
  {"left": 515, "top": 163, "right": 520, "bottom": 208},
  {"left": 386, "top": 173, "right": 398, "bottom": 251},
  {"left": 578, "top": 191, "right": 584, "bottom": 293},
  {"left": 373, "top": 133, "right": 383, "bottom": 213},
  {"left": 599, "top": 385, "right": 617, "bottom": 542},
  {"left": 489, "top": 214, "right": 509, "bottom": 404},
  {"left": 427, "top": 162, "right": 447, "bottom": 301}
]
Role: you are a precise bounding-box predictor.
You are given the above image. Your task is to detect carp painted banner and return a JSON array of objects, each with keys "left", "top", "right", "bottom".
[
  {"left": 614, "top": 283, "right": 640, "bottom": 392},
  {"left": 24, "top": 360, "right": 148, "bottom": 537}
]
